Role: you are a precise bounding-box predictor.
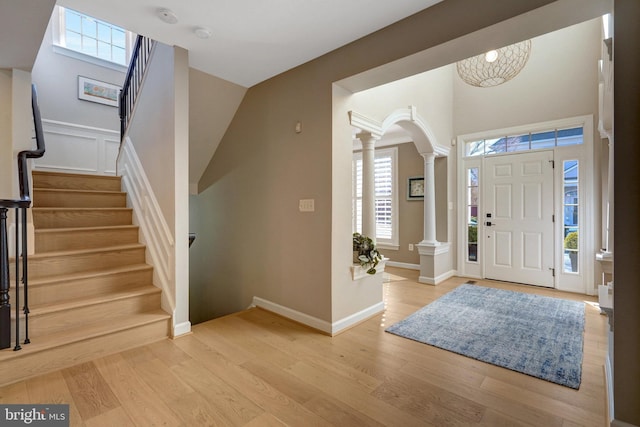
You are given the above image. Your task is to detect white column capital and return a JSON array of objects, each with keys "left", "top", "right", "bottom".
[
  {"left": 357, "top": 132, "right": 379, "bottom": 148},
  {"left": 421, "top": 152, "right": 436, "bottom": 163}
]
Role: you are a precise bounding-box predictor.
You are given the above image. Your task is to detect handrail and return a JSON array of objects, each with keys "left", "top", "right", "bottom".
[
  {"left": 119, "top": 34, "right": 154, "bottom": 143},
  {"left": 18, "top": 85, "right": 46, "bottom": 200},
  {"left": 0, "top": 84, "right": 45, "bottom": 351}
]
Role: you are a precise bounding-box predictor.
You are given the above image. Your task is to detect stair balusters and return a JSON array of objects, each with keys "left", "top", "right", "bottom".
[
  {"left": 120, "top": 35, "right": 154, "bottom": 143},
  {"left": 0, "top": 208, "right": 10, "bottom": 349},
  {"left": 0, "top": 84, "right": 45, "bottom": 351}
]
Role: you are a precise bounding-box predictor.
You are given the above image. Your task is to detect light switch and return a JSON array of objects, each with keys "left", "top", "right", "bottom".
[{"left": 299, "top": 199, "right": 315, "bottom": 212}]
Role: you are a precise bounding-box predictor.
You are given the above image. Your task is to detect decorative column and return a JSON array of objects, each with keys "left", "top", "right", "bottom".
[
  {"left": 421, "top": 152, "right": 438, "bottom": 245},
  {"left": 358, "top": 132, "right": 378, "bottom": 240},
  {"left": 416, "top": 152, "right": 451, "bottom": 286}
]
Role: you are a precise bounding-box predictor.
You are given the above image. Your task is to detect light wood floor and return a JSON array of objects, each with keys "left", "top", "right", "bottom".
[{"left": 0, "top": 267, "right": 608, "bottom": 426}]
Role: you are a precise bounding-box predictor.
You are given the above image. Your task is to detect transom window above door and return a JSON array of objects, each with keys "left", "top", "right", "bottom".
[{"left": 465, "top": 126, "right": 583, "bottom": 157}]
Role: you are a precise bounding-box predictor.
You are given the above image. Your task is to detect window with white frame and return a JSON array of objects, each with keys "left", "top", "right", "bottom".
[
  {"left": 53, "top": 6, "right": 133, "bottom": 67},
  {"left": 563, "top": 160, "right": 579, "bottom": 273},
  {"left": 465, "top": 126, "right": 584, "bottom": 157},
  {"left": 466, "top": 167, "right": 479, "bottom": 262},
  {"left": 352, "top": 147, "right": 398, "bottom": 248}
]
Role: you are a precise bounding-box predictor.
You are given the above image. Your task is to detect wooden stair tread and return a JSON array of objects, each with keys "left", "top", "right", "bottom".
[
  {"left": 0, "top": 310, "right": 170, "bottom": 363},
  {"left": 35, "top": 224, "right": 138, "bottom": 234},
  {"left": 32, "top": 207, "right": 134, "bottom": 228},
  {"left": 34, "top": 188, "right": 125, "bottom": 195},
  {"left": 26, "top": 243, "right": 145, "bottom": 260},
  {"left": 33, "top": 207, "right": 132, "bottom": 212},
  {"left": 27, "top": 285, "right": 161, "bottom": 315},
  {"left": 28, "top": 263, "right": 152, "bottom": 287},
  {"left": 32, "top": 170, "right": 121, "bottom": 181},
  {"left": 31, "top": 171, "right": 122, "bottom": 192}
]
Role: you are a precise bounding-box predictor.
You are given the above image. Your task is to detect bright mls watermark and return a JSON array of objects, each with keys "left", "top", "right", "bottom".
[{"left": 1, "top": 405, "right": 69, "bottom": 426}]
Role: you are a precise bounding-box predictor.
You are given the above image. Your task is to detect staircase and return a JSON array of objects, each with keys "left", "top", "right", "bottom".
[{"left": 0, "top": 171, "right": 170, "bottom": 386}]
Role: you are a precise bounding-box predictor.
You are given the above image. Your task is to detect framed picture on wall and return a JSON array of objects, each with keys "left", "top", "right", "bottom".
[
  {"left": 407, "top": 176, "right": 425, "bottom": 200},
  {"left": 78, "top": 76, "right": 120, "bottom": 107}
]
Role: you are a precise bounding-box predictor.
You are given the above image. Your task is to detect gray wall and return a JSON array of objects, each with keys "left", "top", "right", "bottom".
[
  {"left": 127, "top": 43, "right": 177, "bottom": 231},
  {"left": 452, "top": 19, "right": 601, "bottom": 136},
  {"left": 31, "top": 13, "right": 124, "bottom": 130},
  {"left": 395, "top": 142, "right": 424, "bottom": 265},
  {"left": 191, "top": 0, "right": 560, "bottom": 324},
  {"left": 189, "top": 68, "right": 246, "bottom": 191},
  {"left": 613, "top": 1, "right": 640, "bottom": 424}
]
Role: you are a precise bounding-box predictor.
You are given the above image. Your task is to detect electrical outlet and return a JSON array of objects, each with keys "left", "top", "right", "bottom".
[{"left": 408, "top": 243, "right": 414, "bottom": 251}]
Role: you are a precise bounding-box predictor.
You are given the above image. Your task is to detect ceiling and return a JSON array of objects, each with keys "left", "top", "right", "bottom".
[
  {"left": 0, "top": 0, "right": 56, "bottom": 70},
  {"left": 56, "top": 0, "right": 443, "bottom": 87}
]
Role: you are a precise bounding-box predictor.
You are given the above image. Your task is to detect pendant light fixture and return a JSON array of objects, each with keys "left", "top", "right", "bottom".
[{"left": 456, "top": 40, "right": 532, "bottom": 88}]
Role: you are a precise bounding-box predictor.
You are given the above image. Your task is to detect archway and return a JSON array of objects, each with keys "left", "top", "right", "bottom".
[{"left": 349, "top": 106, "right": 453, "bottom": 285}]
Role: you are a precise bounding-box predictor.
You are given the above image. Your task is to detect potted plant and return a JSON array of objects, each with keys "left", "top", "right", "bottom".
[
  {"left": 564, "top": 231, "right": 578, "bottom": 271},
  {"left": 353, "top": 232, "right": 383, "bottom": 275}
]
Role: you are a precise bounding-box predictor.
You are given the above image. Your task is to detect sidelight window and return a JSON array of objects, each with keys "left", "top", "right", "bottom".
[
  {"left": 467, "top": 167, "right": 479, "bottom": 262},
  {"left": 563, "top": 160, "right": 579, "bottom": 273}
]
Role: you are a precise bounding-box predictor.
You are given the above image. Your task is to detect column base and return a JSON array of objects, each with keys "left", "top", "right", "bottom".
[{"left": 416, "top": 242, "right": 453, "bottom": 285}]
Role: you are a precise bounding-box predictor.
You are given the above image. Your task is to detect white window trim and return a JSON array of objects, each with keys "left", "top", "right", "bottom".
[
  {"left": 353, "top": 146, "right": 399, "bottom": 249},
  {"left": 51, "top": 6, "right": 134, "bottom": 72},
  {"left": 459, "top": 116, "right": 591, "bottom": 160}
]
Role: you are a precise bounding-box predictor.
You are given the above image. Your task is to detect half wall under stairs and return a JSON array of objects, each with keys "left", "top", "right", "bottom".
[{"left": 0, "top": 171, "right": 170, "bottom": 386}]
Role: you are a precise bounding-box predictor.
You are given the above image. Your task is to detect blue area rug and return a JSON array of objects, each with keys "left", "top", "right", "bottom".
[{"left": 386, "top": 284, "right": 585, "bottom": 389}]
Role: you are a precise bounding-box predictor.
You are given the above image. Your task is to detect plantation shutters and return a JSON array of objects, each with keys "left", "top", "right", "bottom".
[{"left": 352, "top": 147, "right": 398, "bottom": 247}]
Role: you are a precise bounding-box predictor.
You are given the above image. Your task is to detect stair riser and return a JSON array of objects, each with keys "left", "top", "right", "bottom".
[
  {"left": 20, "top": 291, "right": 161, "bottom": 339},
  {"left": 20, "top": 247, "right": 146, "bottom": 279},
  {"left": 28, "top": 268, "right": 153, "bottom": 306},
  {"left": 0, "top": 319, "right": 169, "bottom": 387},
  {"left": 35, "top": 227, "right": 139, "bottom": 252},
  {"left": 32, "top": 172, "right": 122, "bottom": 192},
  {"left": 34, "top": 191, "right": 127, "bottom": 208},
  {"left": 33, "top": 210, "right": 133, "bottom": 228}
]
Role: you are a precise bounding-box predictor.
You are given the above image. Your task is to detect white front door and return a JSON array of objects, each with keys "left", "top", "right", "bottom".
[{"left": 483, "top": 151, "right": 555, "bottom": 287}]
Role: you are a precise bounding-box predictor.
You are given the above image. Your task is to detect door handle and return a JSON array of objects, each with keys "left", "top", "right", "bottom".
[{"left": 485, "top": 221, "right": 492, "bottom": 226}]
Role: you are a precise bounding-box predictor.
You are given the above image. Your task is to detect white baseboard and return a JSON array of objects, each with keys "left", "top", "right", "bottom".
[
  {"left": 605, "top": 352, "right": 614, "bottom": 425},
  {"left": 252, "top": 297, "right": 384, "bottom": 336},
  {"left": 612, "top": 420, "right": 640, "bottom": 427},
  {"left": 252, "top": 297, "right": 332, "bottom": 333},
  {"left": 331, "top": 302, "right": 385, "bottom": 335},
  {"left": 385, "top": 261, "right": 420, "bottom": 270},
  {"left": 419, "top": 269, "right": 457, "bottom": 285},
  {"left": 172, "top": 321, "right": 192, "bottom": 338}
]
